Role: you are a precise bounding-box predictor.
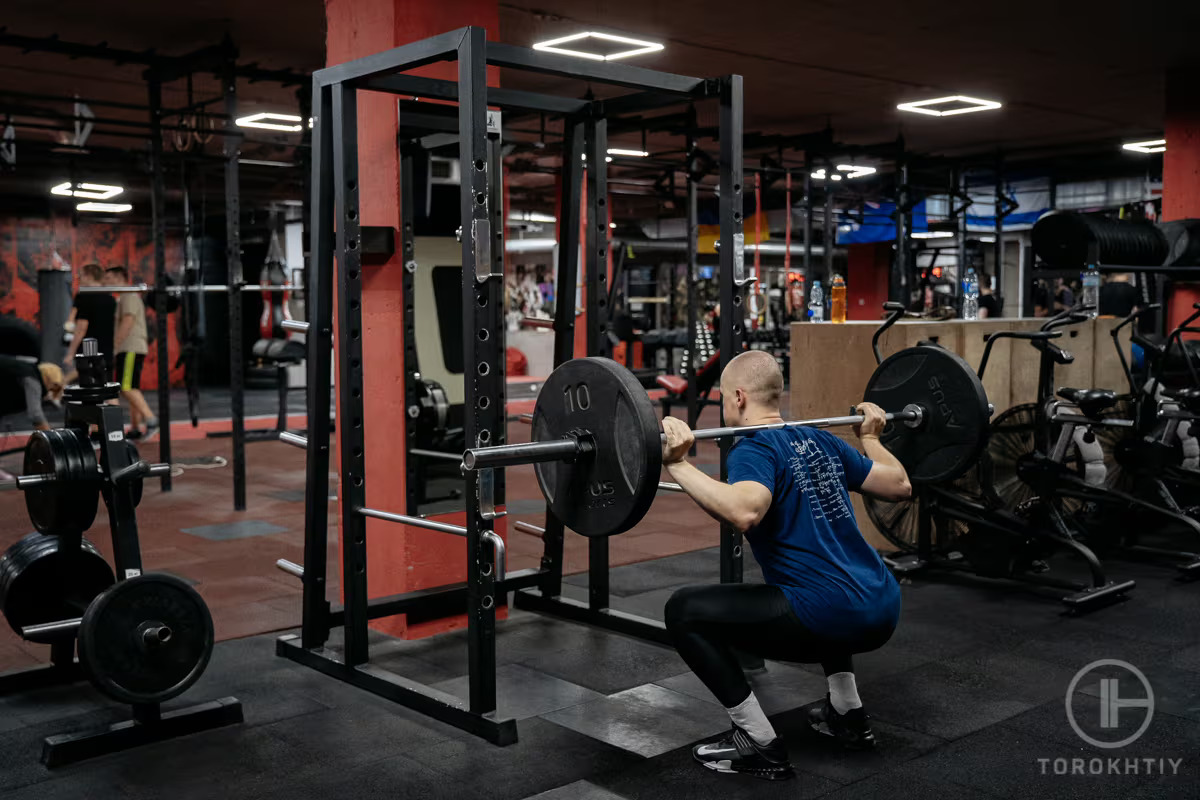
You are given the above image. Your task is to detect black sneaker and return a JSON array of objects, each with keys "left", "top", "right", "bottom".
[
  {"left": 808, "top": 695, "right": 876, "bottom": 750},
  {"left": 692, "top": 726, "right": 793, "bottom": 781},
  {"left": 126, "top": 428, "right": 143, "bottom": 441}
]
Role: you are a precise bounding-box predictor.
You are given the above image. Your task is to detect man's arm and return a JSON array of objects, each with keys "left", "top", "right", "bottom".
[
  {"left": 115, "top": 312, "right": 134, "bottom": 350},
  {"left": 854, "top": 402, "right": 912, "bottom": 500},
  {"left": 662, "top": 417, "right": 773, "bottom": 533},
  {"left": 63, "top": 317, "right": 89, "bottom": 362}
]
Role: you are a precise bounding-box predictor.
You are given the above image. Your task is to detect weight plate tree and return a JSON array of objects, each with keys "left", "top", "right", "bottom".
[
  {"left": 532, "top": 358, "right": 663, "bottom": 537},
  {"left": 77, "top": 573, "right": 215, "bottom": 705},
  {"left": 0, "top": 532, "right": 115, "bottom": 643}
]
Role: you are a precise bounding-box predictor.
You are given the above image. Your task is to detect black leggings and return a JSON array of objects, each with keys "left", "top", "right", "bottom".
[{"left": 664, "top": 583, "right": 893, "bottom": 708}]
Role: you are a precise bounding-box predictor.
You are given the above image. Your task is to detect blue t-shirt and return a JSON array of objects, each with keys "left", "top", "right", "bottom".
[{"left": 728, "top": 427, "right": 901, "bottom": 641}]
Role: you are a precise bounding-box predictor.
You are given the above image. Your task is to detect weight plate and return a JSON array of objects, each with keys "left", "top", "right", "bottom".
[
  {"left": 864, "top": 345, "right": 990, "bottom": 484},
  {"left": 78, "top": 573, "right": 214, "bottom": 705},
  {"left": 0, "top": 532, "right": 115, "bottom": 642},
  {"left": 22, "top": 428, "right": 101, "bottom": 535},
  {"left": 123, "top": 439, "right": 144, "bottom": 508},
  {"left": 532, "top": 357, "right": 663, "bottom": 537}
]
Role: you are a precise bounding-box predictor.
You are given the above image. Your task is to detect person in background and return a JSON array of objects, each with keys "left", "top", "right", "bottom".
[
  {"left": 1032, "top": 279, "right": 1051, "bottom": 317},
  {"left": 1053, "top": 277, "right": 1075, "bottom": 312},
  {"left": 63, "top": 263, "right": 116, "bottom": 384},
  {"left": 0, "top": 315, "right": 64, "bottom": 433},
  {"left": 1099, "top": 273, "right": 1141, "bottom": 318},
  {"left": 977, "top": 272, "right": 1001, "bottom": 319},
  {"left": 104, "top": 267, "right": 159, "bottom": 440}
]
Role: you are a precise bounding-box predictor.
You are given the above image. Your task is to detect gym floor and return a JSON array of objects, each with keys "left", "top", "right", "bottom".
[{"left": 1, "top": 387, "right": 1197, "bottom": 799}]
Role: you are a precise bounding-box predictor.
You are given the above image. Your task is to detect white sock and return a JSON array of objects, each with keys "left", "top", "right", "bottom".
[
  {"left": 827, "top": 672, "right": 862, "bottom": 714},
  {"left": 725, "top": 692, "right": 776, "bottom": 745}
]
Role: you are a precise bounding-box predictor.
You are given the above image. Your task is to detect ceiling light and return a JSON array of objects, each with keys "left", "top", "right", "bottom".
[
  {"left": 235, "top": 112, "right": 304, "bottom": 132},
  {"left": 811, "top": 169, "right": 826, "bottom": 180},
  {"left": 51, "top": 181, "right": 124, "bottom": 200},
  {"left": 532, "top": 32, "right": 664, "bottom": 61},
  {"left": 76, "top": 202, "right": 132, "bottom": 213},
  {"left": 607, "top": 148, "right": 649, "bottom": 157},
  {"left": 609, "top": 222, "right": 617, "bottom": 228},
  {"left": 830, "top": 174, "right": 842, "bottom": 181},
  {"left": 912, "top": 231, "right": 955, "bottom": 239},
  {"left": 896, "top": 95, "right": 1002, "bottom": 117},
  {"left": 1122, "top": 138, "right": 1166, "bottom": 154},
  {"left": 836, "top": 164, "right": 877, "bottom": 179}
]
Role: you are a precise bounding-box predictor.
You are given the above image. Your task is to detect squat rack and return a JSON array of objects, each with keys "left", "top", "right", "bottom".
[{"left": 279, "top": 26, "right": 744, "bottom": 745}]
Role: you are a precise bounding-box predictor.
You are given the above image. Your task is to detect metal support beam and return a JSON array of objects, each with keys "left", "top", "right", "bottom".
[
  {"left": 223, "top": 64, "right": 246, "bottom": 511},
  {"left": 717, "top": 75, "right": 746, "bottom": 588},
  {"left": 147, "top": 76, "right": 172, "bottom": 492}
]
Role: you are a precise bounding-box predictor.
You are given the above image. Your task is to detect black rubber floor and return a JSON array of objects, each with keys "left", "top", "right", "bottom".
[{"left": 1, "top": 547, "right": 1197, "bottom": 800}]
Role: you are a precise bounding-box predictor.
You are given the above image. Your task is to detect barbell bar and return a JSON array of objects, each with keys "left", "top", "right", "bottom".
[
  {"left": 1, "top": 462, "right": 170, "bottom": 491},
  {"left": 77, "top": 283, "right": 297, "bottom": 294},
  {"left": 464, "top": 404, "right": 924, "bottom": 471},
  {"left": 464, "top": 352, "right": 991, "bottom": 538}
]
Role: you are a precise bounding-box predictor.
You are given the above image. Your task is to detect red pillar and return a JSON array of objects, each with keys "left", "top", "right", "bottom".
[
  {"left": 845, "top": 242, "right": 891, "bottom": 320},
  {"left": 325, "top": 0, "right": 501, "bottom": 638},
  {"left": 1163, "top": 64, "right": 1200, "bottom": 331}
]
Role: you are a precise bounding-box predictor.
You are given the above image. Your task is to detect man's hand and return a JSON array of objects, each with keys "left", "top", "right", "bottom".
[
  {"left": 854, "top": 401, "right": 888, "bottom": 439},
  {"left": 661, "top": 416, "right": 694, "bottom": 464}
]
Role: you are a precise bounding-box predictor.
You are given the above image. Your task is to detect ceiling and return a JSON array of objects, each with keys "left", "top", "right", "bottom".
[{"left": 0, "top": 0, "right": 1189, "bottom": 216}]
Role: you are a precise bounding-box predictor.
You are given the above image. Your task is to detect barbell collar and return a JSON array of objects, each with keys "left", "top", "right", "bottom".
[{"left": 462, "top": 437, "right": 582, "bottom": 471}]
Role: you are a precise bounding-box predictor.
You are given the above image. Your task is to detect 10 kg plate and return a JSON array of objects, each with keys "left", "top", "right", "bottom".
[
  {"left": 532, "top": 357, "right": 663, "bottom": 537},
  {"left": 78, "top": 573, "right": 215, "bottom": 705}
]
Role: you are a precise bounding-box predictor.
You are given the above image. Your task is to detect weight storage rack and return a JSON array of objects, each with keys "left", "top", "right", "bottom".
[{"left": 278, "top": 26, "right": 747, "bottom": 745}]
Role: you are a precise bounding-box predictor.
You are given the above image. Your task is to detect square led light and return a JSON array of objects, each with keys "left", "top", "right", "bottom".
[
  {"left": 76, "top": 202, "right": 132, "bottom": 213},
  {"left": 1122, "top": 139, "right": 1166, "bottom": 154},
  {"left": 51, "top": 181, "right": 124, "bottom": 200},
  {"left": 533, "top": 32, "right": 663, "bottom": 61},
  {"left": 897, "top": 95, "right": 1002, "bottom": 117},
  {"left": 235, "top": 112, "right": 304, "bottom": 132}
]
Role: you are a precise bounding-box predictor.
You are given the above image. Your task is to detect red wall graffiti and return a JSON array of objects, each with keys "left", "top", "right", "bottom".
[{"left": 0, "top": 216, "right": 184, "bottom": 389}]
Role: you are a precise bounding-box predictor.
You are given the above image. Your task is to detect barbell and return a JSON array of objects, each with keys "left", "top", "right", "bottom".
[{"left": 462, "top": 347, "right": 991, "bottom": 537}]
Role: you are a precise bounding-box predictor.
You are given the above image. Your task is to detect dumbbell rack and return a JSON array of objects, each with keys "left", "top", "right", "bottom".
[{"left": 0, "top": 341, "right": 243, "bottom": 767}]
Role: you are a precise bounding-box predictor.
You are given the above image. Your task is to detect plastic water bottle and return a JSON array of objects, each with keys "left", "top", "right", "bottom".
[
  {"left": 1081, "top": 265, "right": 1100, "bottom": 318},
  {"left": 808, "top": 280, "right": 824, "bottom": 322},
  {"left": 962, "top": 268, "right": 979, "bottom": 321},
  {"left": 830, "top": 274, "right": 847, "bottom": 324}
]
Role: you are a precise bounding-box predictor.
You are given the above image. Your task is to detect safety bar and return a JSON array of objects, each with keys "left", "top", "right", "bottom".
[
  {"left": 358, "top": 508, "right": 505, "bottom": 579},
  {"left": 279, "top": 431, "right": 308, "bottom": 450},
  {"left": 275, "top": 559, "right": 305, "bottom": 579},
  {"left": 513, "top": 521, "right": 544, "bottom": 538},
  {"left": 281, "top": 319, "right": 310, "bottom": 333},
  {"left": 21, "top": 617, "right": 83, "bottom": 639},
  {"left": 410, "top": 448, "right": 461, "bottom": 461}
]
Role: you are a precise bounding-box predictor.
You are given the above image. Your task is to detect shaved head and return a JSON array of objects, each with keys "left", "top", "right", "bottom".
[{"left": 721, "top": 350, "right": 783, "bottom": 411}]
